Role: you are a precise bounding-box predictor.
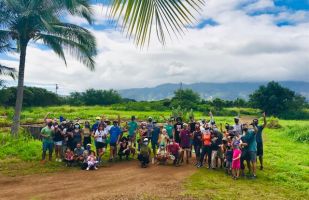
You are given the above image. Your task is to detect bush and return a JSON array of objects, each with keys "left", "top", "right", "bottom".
[
  {"left": 0, "top": 130, "right": 41, "bottom": 161},
  {"left": 267, "top": 117, "right": 282, "bottom": 129}
]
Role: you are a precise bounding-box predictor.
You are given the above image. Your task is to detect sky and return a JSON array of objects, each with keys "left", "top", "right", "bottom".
[{"left": 1, "top": 0, "right": 309, "bottom": 95}]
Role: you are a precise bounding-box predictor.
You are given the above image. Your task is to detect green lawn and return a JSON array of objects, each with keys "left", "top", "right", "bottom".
[
  {"left": 0, "top": 107, "right": 308, "bottom": 199},
  {"left": 184, "top": 120, "right": 309, "bottom": 200}
]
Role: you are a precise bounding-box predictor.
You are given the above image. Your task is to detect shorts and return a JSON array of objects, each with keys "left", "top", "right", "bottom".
[
  {"left": 110, "top": 143, "right": 117, "bottom": 147},
  {"left": 257, "top": 142, "right": 263, "bottom": 156},
  {"left": 181, "top": 146, "right": 191, "bottom": 150},
  {"left": 43, "top": 141, "right": 53, "bottom": 152},
  {"left": 226, "top": 161, "right": 232, "bottom": 169},
  {"left": 54, "top": 141, "right": 62, "bottom": 146},
  {"left": 249, "top": 151, "right": 257, "bottom": 162},
  {"left": 95, "top": 142, "right": 106, "bottom": 149},
  {"left": 217, "top": 148, "right": 223, "bottom": 159}
]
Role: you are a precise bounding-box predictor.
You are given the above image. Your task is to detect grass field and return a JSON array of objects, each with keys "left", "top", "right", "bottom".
[{"left": 0, "top": 106, "right": 308, "bottom": 199}]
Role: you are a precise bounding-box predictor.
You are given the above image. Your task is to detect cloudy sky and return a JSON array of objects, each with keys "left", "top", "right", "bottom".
[{"left": 1, "top": 0, "right": 309, "bottom": 95}]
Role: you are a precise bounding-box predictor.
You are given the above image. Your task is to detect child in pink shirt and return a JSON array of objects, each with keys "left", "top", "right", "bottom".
[{"left": 232, "top": 145, "right": 241, "bottom": 180}]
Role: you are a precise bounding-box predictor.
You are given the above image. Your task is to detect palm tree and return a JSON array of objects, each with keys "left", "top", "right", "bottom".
[
  {"left": 0, "top": 0, "right": 97, "bottom": 136},
  {"left": 1, "top": 0, "right": 204, "bottom": 136}
]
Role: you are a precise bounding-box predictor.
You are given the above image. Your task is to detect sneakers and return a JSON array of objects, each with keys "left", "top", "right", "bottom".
[{"left": 55, "top": 158, "right": 62, "bottom": 162}]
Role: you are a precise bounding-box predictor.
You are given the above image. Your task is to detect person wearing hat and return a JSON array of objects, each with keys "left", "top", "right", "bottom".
[
  {"left": 109, "top": 120, "right": 122, "bottom": 162},
  {"left": 233, "top": 116, "right": 242, "bottom": 136},
  {"left": 138, "top": 138, "right": 151, "bottom": 168},
  {"left": 91, "top": 117, "right": 101, "bottom": 135}
]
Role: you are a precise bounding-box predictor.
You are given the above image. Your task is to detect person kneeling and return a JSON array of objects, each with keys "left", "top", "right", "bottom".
[
  {"left": 156, "top": 145, "right": 168, "bottom": 165},
  {"left": 138, "top": 138, "right": 151, "bottom": 168},
  {"left": 118, "top": 136, "right": 131, "bottom": 160},
  {"left": 167, "top": 140, "right": 180, "bottom": 167}
]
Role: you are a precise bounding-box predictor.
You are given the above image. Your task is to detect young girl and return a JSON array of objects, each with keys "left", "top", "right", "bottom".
[
  {"left": 87, "top": 151, "right": 98, "bottom": 170},
  {"left": 65, "top": 147, "right": 74, "bottom": 167},
  {"left": 232, "top": 144, "right": 241, "bottom": 180}
]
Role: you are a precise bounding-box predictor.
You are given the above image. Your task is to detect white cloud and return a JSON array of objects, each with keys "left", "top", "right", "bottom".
[{"left": 2, "top": 0, "right": 309, "bottom": 95}]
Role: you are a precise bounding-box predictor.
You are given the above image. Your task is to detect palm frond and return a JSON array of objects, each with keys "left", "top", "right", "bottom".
[
  {"left": 109, "top": 0, "right": 205, "bottom": 47},
  {"left": 36, "top": 22, "right": 97, "bottom": 70},
  {"left": 0, "top": 64, "right": 17, "bottom": 79}
]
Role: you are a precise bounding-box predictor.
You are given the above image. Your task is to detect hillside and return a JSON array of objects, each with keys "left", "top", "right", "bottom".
[{"left": 119, "top": 81, "right": 309, "bottom": 101}]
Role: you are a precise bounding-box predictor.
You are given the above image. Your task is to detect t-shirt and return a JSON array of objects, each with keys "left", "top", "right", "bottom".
[
  {"left": 233, "top": 124, "right": 242, "bottom": 136},
  {"left": 91, "top": 122, "right": 99, "bottom": 132},
  {"left": 193, "top": 131, "right": 202, "bottom": 146},
  {"left": 167, "top": 143, "right": 180, "bottom": 154},
  {"left": 152, "top": 126, "right": 160, "bottom": 143},
  {"left": 174, "top": 122, "right": 183, "bottom": 142},
  {"left": 74, "top": 147, "right": 84, "bottom": 156},
  {"left": 246, "top": 130, "right": 257, "bottom": 152},
  {"left": 140, "top": 144, "right": 151, "bottom": 156},
  {"left": 53, "top": 129, "right": 63, "bottom": 142},
  {"left": 180, "top": 130, "right": 191, "bottom": 147},
  {"left": 164, "top": 124, "right": 173, "bottom": 138},
  {"left": 256, "top": 125, "right": 264, "bottom": 143},
  {"left": 128, "top": 121, "right": 138, "bottom": 136},
  {"left": 94, "top": 130, "right": 107, "bottom": 143},
  {"left": 146, "top": 123, "right": 154, "bottom": 138},
  {"left": 41, "top": 126, "right": 53, "bottom": 143},
  {"left": 189, "top": 122, "right": 196, "bottom": 133},
  {"left": 109, "top": 126, "right": 122, "bottom": 144},
  {"left": 202, "top": 132, "right": 211, "bottom": 146},
  {"left": 226, "top": 149, "right": 233, "bottom": 162}
]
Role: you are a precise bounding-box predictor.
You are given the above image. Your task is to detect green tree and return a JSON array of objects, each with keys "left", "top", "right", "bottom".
[
  {"left": 0, "top": 0, "right": 97, "bottom": 136},
  {"left": 249, "top": 81, "right": 307, "bottom": 116},
  {"left": 171, "top": 89, "right": 201, "bottom": 110}
]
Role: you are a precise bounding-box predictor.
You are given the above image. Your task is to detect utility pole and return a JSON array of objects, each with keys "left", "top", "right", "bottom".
[{"left": 55, "top": 84, "right": 59, "bottom": 95}]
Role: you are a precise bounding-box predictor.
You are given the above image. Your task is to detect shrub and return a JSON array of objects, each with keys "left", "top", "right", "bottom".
[
  {"left": 267, "top": 117, "right": 282, "bottom": 129},
  {"left": 284, "top": 125, "right": 309, "bottom": 143}
]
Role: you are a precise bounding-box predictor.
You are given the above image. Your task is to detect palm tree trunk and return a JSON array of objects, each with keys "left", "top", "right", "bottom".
[{"left": 11, "top": 41, "right": 28, "bottom": 137}]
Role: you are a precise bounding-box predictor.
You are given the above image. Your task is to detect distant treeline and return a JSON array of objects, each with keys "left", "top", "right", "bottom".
[{"left": 0, "top": 81, "right": 308, "bottom": 119}]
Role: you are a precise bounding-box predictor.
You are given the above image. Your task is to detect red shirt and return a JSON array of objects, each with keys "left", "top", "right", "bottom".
[{"left": 167, "top": 143, "right": 180, "bottom": 154}]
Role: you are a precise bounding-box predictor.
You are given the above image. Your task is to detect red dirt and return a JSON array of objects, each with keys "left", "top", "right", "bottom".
[{"left": 0, "top": 161, "right": 198, "bottom": 200}]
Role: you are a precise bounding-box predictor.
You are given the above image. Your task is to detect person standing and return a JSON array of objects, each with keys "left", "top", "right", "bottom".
[
  {"left": 53, "top": 122, "right": 64, "bottom": 162},
  {"left": 94, "top": 124, "right": 107, "bottom": 164},
  {"left": 198, "top": 125, "right": 212, "bottom": 168},
  {"left": 173, "top": 117, "right": 183, "bottom": 144},
  {"left": 151, "top": 121, "right": 160, "bottom": 156},
  {"left": 242, "top": 123, "right": 258, "bottom": 178},
  {"left": 82, "top": 121, "right": 92, "bottom": 149},
  {"left": 40, "top": 121, "right": 54, "bottom": 163},
  {"left": 109, "top": 121, "right": 122, "bottom": 162},
  {"left": 179, "top": 124, "right": 191, "bottom": 164},
  {"left": 127, "top": 116, "right": 138, "bottom": 147},
  {"left": 254, "top": 112, "right": 267, "bottom": 170},
  {"left": 193, "top": 123, "right": 202, "bottom": 166},
  {"left": 233, "top": 117, "right": 242, "bottom": 136},
  {"left": 164, "top": 119, "right": 174, "bottom": 140}
]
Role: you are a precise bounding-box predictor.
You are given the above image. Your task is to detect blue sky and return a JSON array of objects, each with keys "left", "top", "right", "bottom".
[{"left": 1, "top": 0, "right": 309, "bottom": 95}]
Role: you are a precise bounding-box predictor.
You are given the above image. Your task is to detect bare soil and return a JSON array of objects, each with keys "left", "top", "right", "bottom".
[{"left": 0, "top": 160, "right": 198, "bottom": 200}]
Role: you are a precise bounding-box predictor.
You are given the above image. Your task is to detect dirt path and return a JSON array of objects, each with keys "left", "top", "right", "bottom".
[{"left": 0, "top": 161, "right": 197, "bottom": 200}]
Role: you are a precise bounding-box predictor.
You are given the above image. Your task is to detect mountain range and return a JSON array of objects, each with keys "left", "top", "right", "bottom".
[{"left": 118, "top": 81, "right": 309, "bottom": 101}]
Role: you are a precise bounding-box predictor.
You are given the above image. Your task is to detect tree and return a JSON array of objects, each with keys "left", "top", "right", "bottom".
[
  {"left": 0, "top": 0, "right": 97, "bottom": 136},
  {"left": 171, "top": 89, "right": 201, "bottom": 110},
  {"left": 1, "top": 0, "right": 204, "bottom": 136},
  {"left": 249, "top": 81, "right": 307, "bottom": 116}
]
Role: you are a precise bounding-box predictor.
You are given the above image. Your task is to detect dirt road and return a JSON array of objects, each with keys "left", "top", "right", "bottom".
[{"left": 0, "top": 161, "right": 198, "bottom": 200}]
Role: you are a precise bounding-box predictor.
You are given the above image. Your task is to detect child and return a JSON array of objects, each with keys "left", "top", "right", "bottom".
[
  {"left": 156, "top": 145, "right": 168, "bottom": 165},
  {"left": 232, "top": 144, "right": 241, "bottom": 180},
  {"left": 225, "top": 141, "right": 233, "bottom": 175},
  {"left": 87, "top": 151, "right": 98, "bottom": 170},
  {"left": 138, "top": 138, "right": 151, "bottom": 168},
  {"left": 64, "top": 147, "right": 74, "bottom": 167}
]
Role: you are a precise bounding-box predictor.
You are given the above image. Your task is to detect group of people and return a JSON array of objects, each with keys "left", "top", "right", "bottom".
[{"left": 40, "top": 112, "right": 267, "bottom": 179}]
